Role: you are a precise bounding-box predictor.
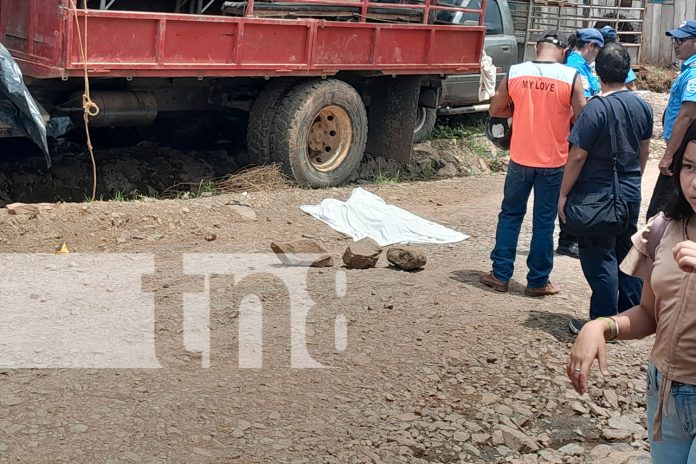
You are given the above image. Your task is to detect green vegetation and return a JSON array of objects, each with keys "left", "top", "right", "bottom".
[
  {"left": 430, "top": 114, "right": 487, "bottom": 141},
  {"left": 374, "top": 168, "right": 402, "bottom": 185},
  {"left": 112, "top": 190, "right": 126, "bottom": 202},
  {"left": 195, "top": 179, "right": 217, "bottom": 197}
]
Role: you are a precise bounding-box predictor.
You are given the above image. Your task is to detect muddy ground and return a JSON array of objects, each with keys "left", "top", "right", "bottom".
[{"left": 0, "top": 92, "right": 668, "bottom": 464}]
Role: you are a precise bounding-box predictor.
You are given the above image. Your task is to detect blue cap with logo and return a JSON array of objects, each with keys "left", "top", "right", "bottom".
[
  {"left": 599, "top": 26, "right": 618, "bottom": 43},
  {"left": 666, "top": 20, "right": 696, "bottom": 39},
  {"left": 577, "top": 28, "right": 605, "bottom": 48}
]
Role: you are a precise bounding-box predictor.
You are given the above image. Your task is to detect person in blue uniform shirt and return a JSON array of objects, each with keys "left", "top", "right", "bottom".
[
  {"left": 647, "top": 19, "right": 696, "bottom": 219},
  {"left": 565, "top": 28, "right": 605, "bottom": 98}
]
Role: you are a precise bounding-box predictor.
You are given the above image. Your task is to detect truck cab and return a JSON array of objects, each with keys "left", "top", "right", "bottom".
[{"left": 414, "top": 0, "right": 518, "bottom": 142}]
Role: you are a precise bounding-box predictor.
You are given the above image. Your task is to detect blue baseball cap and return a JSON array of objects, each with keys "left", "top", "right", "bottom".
[
  {"left": 599, "top": 26, "right": 618, "bottom": 43},
  {"left": 666, "top": 20, "right": 696, "bottom": 39},
  {"left": 577, "top": 28, "right": 605, "bottom": 48}
]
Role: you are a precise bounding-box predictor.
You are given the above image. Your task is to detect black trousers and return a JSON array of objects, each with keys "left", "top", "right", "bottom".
[
  {"left": 559, "top": 221, "right": 577, "bottom": 246},
  {"left": 646, "top": 174, "right": 677, "bottom": 220}
]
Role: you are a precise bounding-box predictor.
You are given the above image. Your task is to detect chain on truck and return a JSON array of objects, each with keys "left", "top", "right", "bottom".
[{"left": 0, "top": 0, "right": 488, "bottom": 188}]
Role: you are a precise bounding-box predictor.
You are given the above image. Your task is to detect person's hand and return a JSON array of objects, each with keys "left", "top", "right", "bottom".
[
  {"left": 659, "top": 151, "right": 674, "bottom": 176},
  {"left": 567, "top": 320, "right": 609, "bottom": 395},
  {"left": 673, "top": 241, "right": 696, "bottom": 273},
  {"left": 558, "top": 195, "right": 568, "bottom": 224}
]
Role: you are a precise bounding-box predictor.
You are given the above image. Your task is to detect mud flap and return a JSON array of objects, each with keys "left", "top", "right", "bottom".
[
  {"left": 365, "top": 75, "right": 422, "bottom": 163},
  {"left": 0, "top": 42, "right": 50, "bottom": 166}
]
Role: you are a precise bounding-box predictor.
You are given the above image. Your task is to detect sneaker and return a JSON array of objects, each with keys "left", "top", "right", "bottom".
[
  {"left": 479, "top": 272, "right": 509, "bottom": 292},
  {"left": 556, "top": 242, "right": 580, "bottom": 259},
  {"left": 569, "top": 318, "right": 586, "bottom": 335},
  {"left": 524, "top": 282, "right": 560, "bottom": 297}
]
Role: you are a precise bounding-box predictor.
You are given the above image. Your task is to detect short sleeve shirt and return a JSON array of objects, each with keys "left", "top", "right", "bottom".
[
  {"left": 663, "top": 54, "right": 696, "bottom": 141},
  {"left": 626, "top": 68, "right": 637, "bottom": 84},
  {"left": 621, "top": 215, "right": 696, "bottom": 384},
  {"left": 568, "top": 90, "right": 653, "bottom": 203},
  {"left": 566, "top": 51, "right": 601, "bottom": 97}
]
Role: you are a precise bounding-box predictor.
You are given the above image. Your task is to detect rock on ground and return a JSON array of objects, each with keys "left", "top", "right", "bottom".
[
  {"left": 342, "top": 238, "right": 382, "bottom": 269},
  {"left": 270, "top": 239, "right": 334, "bottom": 267},
  {"left": 386, "top": 247, "right": 427, "bottom": 270}
]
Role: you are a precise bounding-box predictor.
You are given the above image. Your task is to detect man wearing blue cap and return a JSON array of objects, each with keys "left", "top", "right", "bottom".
[{"left": 647, "top": 19, "right": 696, "bottom": 218}]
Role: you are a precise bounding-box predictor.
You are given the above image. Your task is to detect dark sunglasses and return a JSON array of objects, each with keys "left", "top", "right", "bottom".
[{"left": 672, "top": 37, "right": 695, "bottom": 45}]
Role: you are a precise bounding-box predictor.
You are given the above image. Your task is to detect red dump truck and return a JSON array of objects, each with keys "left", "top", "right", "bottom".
[{"left": 0, "top": 0, "right": 486, "bottom": 186}]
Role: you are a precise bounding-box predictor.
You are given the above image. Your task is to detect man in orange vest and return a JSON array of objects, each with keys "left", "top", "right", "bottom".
[{"left": 481, "top": 31, "right": 586, "bottom": 296}]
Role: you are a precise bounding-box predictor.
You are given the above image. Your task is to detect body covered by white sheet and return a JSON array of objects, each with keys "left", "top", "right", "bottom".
[{"left": 300, "top": 188, "right": 469, "bottom": 246}]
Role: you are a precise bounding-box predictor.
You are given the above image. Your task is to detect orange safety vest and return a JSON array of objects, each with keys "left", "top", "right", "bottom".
[{"left": 507, "top": 61, "right": 578, "bottom": 168}]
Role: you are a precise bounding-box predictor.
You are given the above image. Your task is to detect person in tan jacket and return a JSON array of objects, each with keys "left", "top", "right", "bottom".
[{"left": 567, "top": 122, "right": 696, "bottom": 463}]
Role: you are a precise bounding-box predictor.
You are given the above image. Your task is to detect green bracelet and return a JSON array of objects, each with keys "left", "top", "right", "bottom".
[{"left": 597, "top": 317, "right": 617, "bottom": 340}]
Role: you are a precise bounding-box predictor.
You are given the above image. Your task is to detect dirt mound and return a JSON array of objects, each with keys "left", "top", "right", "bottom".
[
  {"left": 0, "top": 131, "right": 507, "bottom": 205},
  {"left": 637, "top": 66, "right": 678, "bottom": 93}
]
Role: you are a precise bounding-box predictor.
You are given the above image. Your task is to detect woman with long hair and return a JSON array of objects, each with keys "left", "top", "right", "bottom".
[{"left": 567, "top": 121, "right": 696, "bottom": 463}]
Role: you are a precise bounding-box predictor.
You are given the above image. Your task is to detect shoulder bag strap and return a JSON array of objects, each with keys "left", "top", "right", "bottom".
[{"left": 599, "top": 96, "right": 621, "bottom": 197}]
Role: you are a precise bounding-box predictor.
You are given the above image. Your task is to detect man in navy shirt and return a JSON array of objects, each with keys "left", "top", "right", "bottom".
[
  {"left": 647, "top": 20, "right": 696, "bottom": 218},
  {"left": 558, "top": 43, "right": 653, "bottom": 335}
]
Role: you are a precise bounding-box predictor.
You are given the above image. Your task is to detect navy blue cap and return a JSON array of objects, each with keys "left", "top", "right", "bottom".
[
  {"left": 666, "top": 20, "right": 696, "bottom": 39},
  {"left": 599, "top": 26, "right": 618, "bottom": 43},
  {"left": 577, "top": 28, "right": 605, "bottom": 47}
]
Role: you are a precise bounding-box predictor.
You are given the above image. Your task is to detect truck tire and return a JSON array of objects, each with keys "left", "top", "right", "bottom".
[
  {"left": 245, "top": 79, "right": 294, "bottom": 166},
  {"left": 413, "top": 106, "right": 436, "bottom": 143},
  {"left": 270, "top": 79, "right": 367, "bottom": 187}
]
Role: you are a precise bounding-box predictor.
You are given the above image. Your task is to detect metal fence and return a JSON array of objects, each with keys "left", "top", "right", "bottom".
[{"left": 515, "top": 0, "right": 645, "bottom": 65}]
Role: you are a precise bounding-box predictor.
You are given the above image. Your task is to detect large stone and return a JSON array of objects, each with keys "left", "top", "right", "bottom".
[
  {"left": 570, "top": 401, "right": 589, "bottom": 415},
  {"left": 229, "top": 204, "right": 257, "bottom": 221},
  {"left": 602, "top": 428, "right": 633, "bottom": 441},
  {"left": 604, "top": 389, "right": 620, "bottom": 409},
  {"left": 6, "top": 203, "right": 40, "bottom": 216},
  {"left": 607, "top": 416, "right": 644, "bottom": 434},
  {"left": 270, "top": 239, "right": 334, "bottom": 267},
  {"left": 437, "top": 163, "right": 459, "bottom": 177},
  {"left": 494, "top": 424, "right": 539, "bottom": 453},
  {"left": 342, "top": 238, "right": 382, "bottom": 269},
  {"left": 386, "top": 247, "right": 427, "bottom": 271},
  {"left": 557, "top": 443, "right": 584, "bottom": 456}
]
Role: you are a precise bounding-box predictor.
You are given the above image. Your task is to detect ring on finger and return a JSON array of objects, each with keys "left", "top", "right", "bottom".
[{"left": 574, "top": 367, "right": 582, "bottom": 372}]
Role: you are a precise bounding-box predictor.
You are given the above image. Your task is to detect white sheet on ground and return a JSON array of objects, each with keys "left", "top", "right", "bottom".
[{"left": 300, "top": 188, "right": 469, "bottom": 246}]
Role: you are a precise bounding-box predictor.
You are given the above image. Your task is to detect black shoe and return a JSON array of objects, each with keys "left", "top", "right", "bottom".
[
  {"left": 569, "top": 318, "right": 586, "bottom": 335},
  {"left": 556, "top": 242, "right": 580, "bottom": 259}
]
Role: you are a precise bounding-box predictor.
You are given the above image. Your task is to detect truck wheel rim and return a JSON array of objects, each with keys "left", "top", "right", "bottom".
[
  {"left": 307, "top": 105, "right": 352, "bottom": 173},
  {"left": 414, "top": 107, "right": 427, "bottom": 134}
]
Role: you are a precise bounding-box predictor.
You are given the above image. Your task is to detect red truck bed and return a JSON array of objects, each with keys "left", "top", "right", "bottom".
[{"left": 0, "top": 0, "right": 485, "bottom": 79}]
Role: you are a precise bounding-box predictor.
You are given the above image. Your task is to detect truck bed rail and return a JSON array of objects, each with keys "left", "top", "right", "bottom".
[{"left": 0, "top": 0, "right": 487, "bottom": 79}]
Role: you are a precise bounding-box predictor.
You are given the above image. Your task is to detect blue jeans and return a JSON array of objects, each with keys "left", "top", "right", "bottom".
[
  {"left": 577, "top": 201, "right": 643, "bottom": 319},
  {"left": 491, "top": 161, "right": 563, "bottom": 288},
  {"left": 647, "top": 360, "right": 696, "bottom": 463}
]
